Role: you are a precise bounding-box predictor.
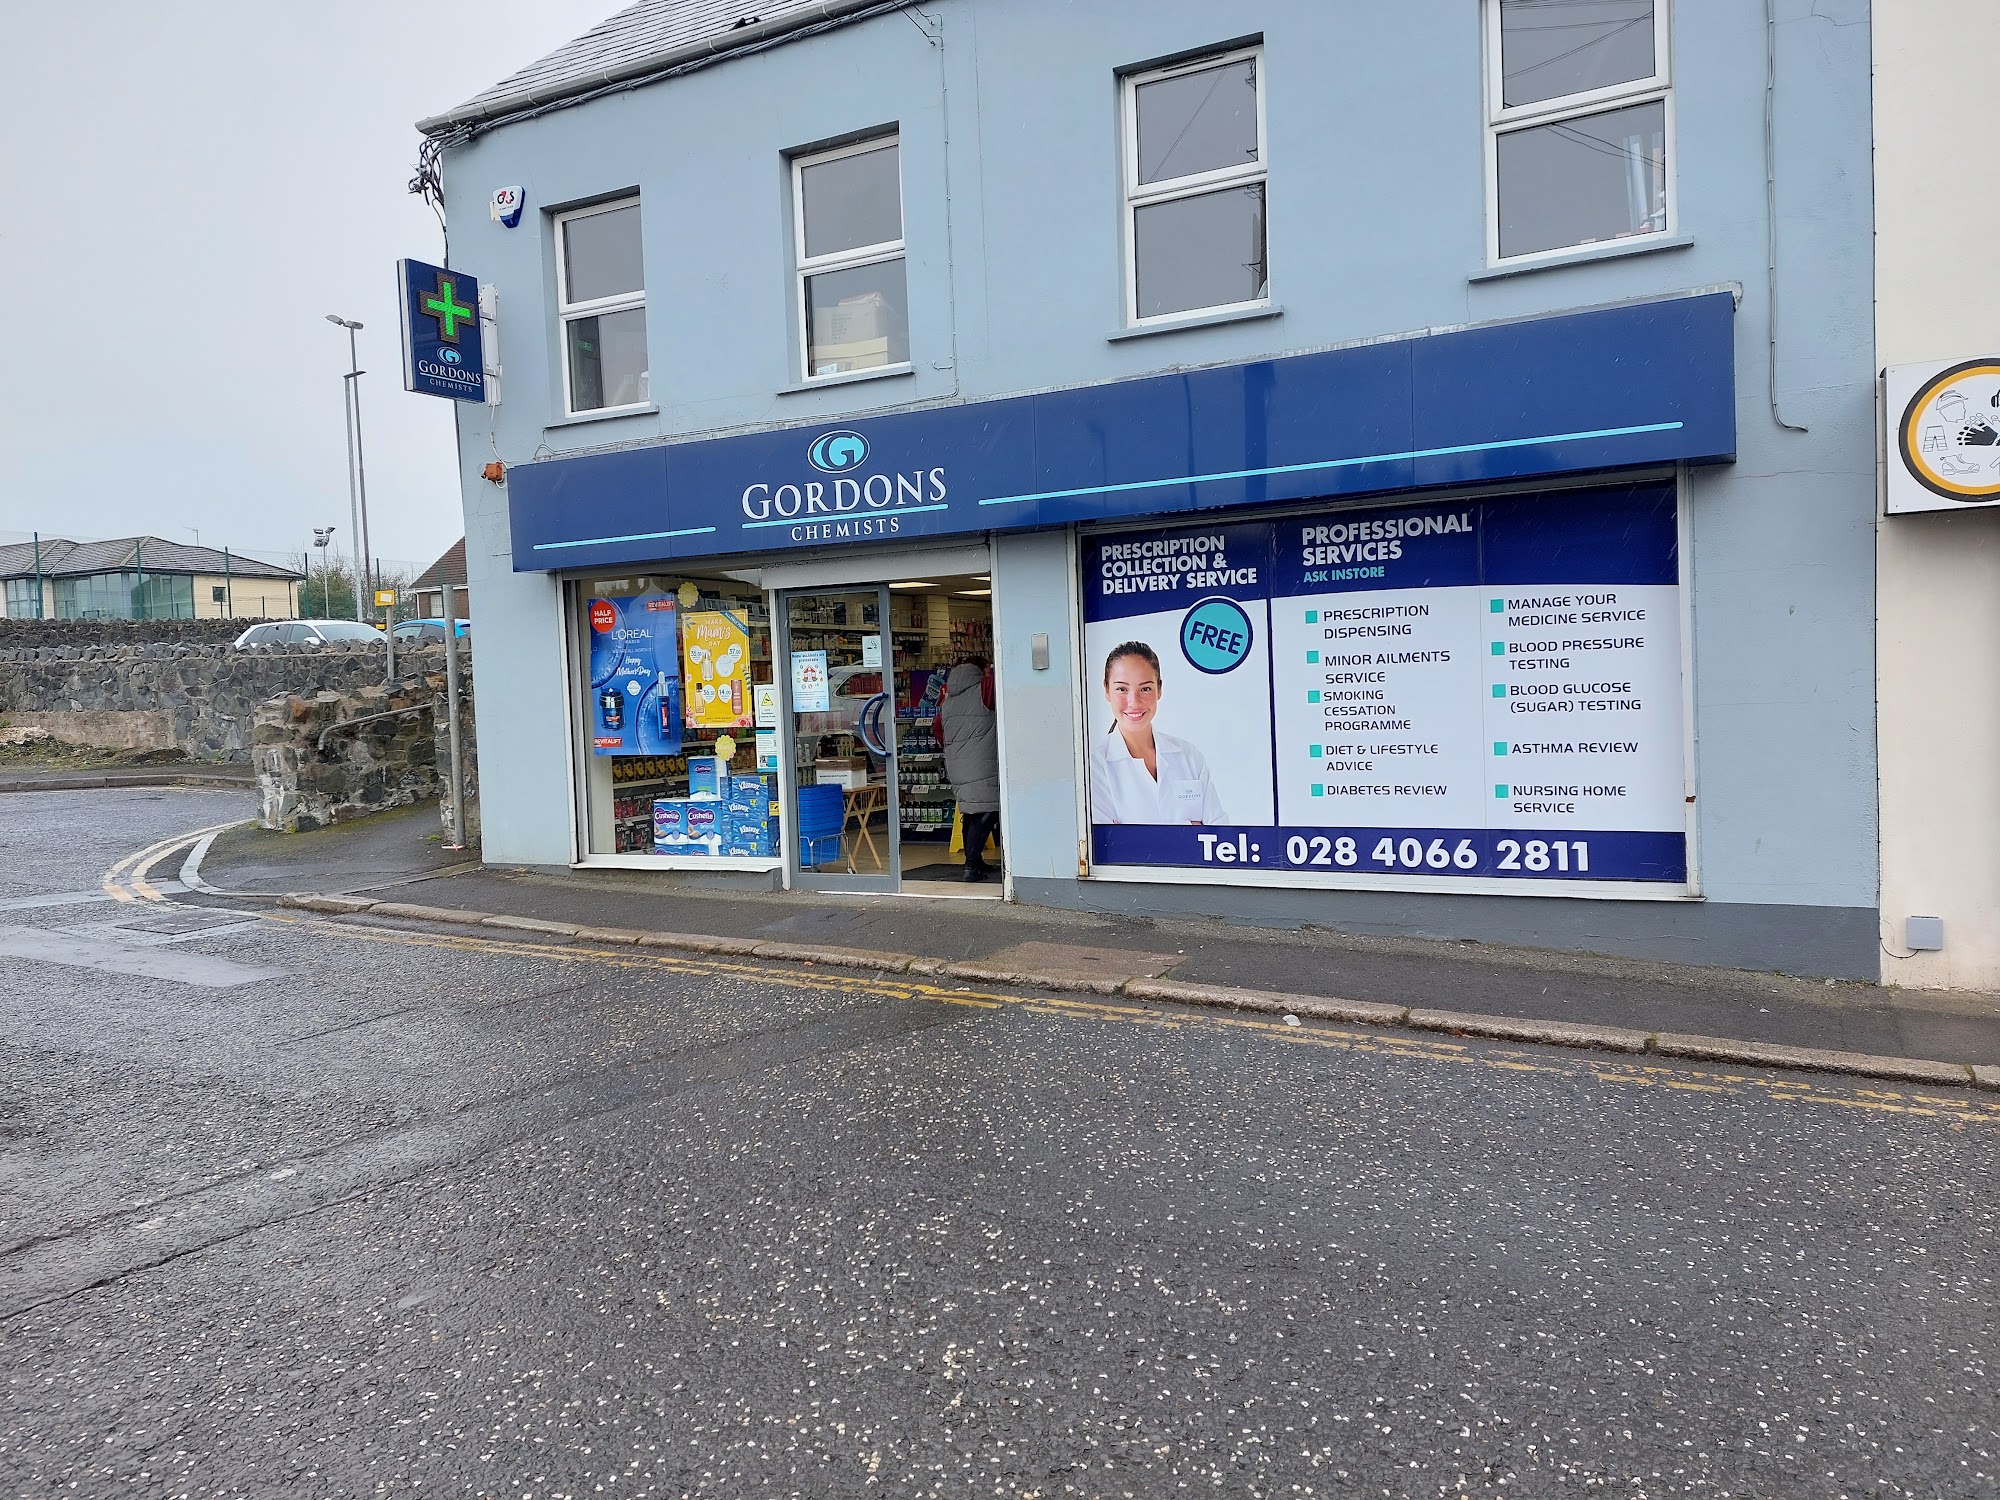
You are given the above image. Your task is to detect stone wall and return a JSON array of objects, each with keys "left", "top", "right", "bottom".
[
  {"left": 255, "top": 679, "right": 437, "bottom": 832},
  {"left": 0, "top": 708, "right": 177, "bottom": 753},
  {"left": 0, "top": 617, "right": 275, "bottom": 649},
  {"left": 0, "top": 641, "right": 446, "bottom": 762},
  {"left": 252, "top": 656, "right": 478, "bottom": 840}
]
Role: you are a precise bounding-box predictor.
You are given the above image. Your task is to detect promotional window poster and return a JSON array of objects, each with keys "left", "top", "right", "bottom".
[
  {"left": 1081, "top": 483, "right": 1688, "bottom": 885},
  {"left": 682, "top": 611, "right": 754, "bottom": 729},
  {"left": 586, "top": 593, "right": 683, "bottom": 757},
  {"left": 791, "top": 650, "right": 831, "bottom": 713},
  {"left": 1082, "top": 520, "right": 1278, "bottom": 836}
]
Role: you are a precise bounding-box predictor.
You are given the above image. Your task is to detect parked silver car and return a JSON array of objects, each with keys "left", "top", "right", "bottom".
[
  {"left": 391, "top": 617, "right": 471, "bottom": 644},
  {"left": 233, "top": 619, "right": 385, "bottom": 647}
]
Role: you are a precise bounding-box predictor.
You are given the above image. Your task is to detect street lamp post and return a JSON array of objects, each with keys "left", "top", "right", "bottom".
[
  {"left": 312, "top": 526, "right": 336, "bottom": 618},
  {"left": 326, "top": 315, "right": 372, "bottom": 623}
]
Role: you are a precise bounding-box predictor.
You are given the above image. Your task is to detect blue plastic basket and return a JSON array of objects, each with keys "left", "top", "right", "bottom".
[{"left": 796, "top": 783, "right": 846, "bottom": 870}]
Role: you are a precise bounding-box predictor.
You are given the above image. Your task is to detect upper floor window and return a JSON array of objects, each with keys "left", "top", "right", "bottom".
[
  {"left": 1485, "top": 0, "right": 1672, "bottom": 263},
  {"left": 1122, "top": 45, "right": 1268, "bottom": 325},
  {"left": 555, "top": 198, "right": 650, "bottom": 415},
  {"left": 794, "top": 135, "right": 909, "bottom": 381}
]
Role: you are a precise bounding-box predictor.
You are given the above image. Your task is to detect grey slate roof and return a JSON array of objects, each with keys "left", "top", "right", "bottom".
[
  {"left": 419, "top": 0, "right": 897, "bottom": 137},
  {"left": 411, "top": 538, "right": 468, "bottom": 591},
  {"left": 0, "top": 537, "right": 299, "bottom": 581},
  {"left": 0, "top": 539, "right": 77, "bottom": 578}
]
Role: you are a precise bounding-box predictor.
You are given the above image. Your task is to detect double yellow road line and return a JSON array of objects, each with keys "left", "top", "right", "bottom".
[
  {"left": 99, "top": 822, "right": 239, "bottom": 904},
  {"left": 263, "top": 910, "right": 2000, "bottom": 1130}
]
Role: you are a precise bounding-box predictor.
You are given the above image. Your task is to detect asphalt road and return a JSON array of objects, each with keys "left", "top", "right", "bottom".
[{"left": 1, "top": 789, "right": 1994, "bottom": 1499}]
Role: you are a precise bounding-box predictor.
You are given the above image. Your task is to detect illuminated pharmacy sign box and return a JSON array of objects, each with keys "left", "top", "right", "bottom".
[
  {"left": 1885, "top": 356, "right": 2000, "bottom": 513},
  {"left": 509, "top": 292, "right": 1737, "bottom": 572},
  {"left": 398, "top": 258, "right": 487, "bottom": 403}
]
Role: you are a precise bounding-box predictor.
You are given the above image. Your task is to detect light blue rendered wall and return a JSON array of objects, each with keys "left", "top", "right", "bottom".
[
  {"left": 992, "top": 529, "right": 1080, "bottom": 884},
  {"left": 440, "top": 0, "right": 1876, "bottom": 961}
]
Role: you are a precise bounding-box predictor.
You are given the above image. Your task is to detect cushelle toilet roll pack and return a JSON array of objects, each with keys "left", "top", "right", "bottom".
[{"left": 654, "top": 760, "right": 779, "bottom": 857}]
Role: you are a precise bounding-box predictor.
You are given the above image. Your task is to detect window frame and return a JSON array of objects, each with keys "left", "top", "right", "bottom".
[
  {"left": 553, "top": 196, "right": 651, "bottom": 419},
  {"left": 1120, "top": 42, "right": 1271, "bottom": 329},
  {"left": 791, "top": 134, "right": 909, "bottom": 385},
  {"left": 1483, "top": 0, "right": 1674, "bottom": 268}
]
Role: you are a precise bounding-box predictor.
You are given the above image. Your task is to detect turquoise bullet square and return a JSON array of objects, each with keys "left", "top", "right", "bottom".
[
  {"left": 1493, "top": 742, "right": 1508, "bottom": 756},
  {"left": 1305, "top": 609, "right": 1318, "bottom": 623},
  {"left": 1491, "top": 684, "right": 1506, "bottom": 699},
  {"left": 1309, "top": 744, "right": 1322, "bottom": 757},
  {"left": 1306, "top": 649, "right": 1319, "bottom": 664},
  {"left": 1311, "top": 784, "right": 1325, "bottom": 797},
  {"left": 1307, "top": 690, "right": 1321, "bottom": 704},
  {"left": 1495, "top": 784, "right": 1510, "bottom": 798},
  {"left": 1490, "top": 599, "right": 1504, "bottom": 613},
  {"left": 1490, "top": 641, "right": 1505, "bottom": 656}
]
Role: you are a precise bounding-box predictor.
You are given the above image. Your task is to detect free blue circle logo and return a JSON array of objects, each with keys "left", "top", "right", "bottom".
[
  {"left": 808, "top": 430, "right": 870, "bottom": 473},
  {"left": 1180, "top": 596, "right": 1254, "bottom": 674},
  {"left": 437, "top": 347, "right": 463, "bottom": 364}
]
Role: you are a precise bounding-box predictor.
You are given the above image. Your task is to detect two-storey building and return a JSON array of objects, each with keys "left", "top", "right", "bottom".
[{"left": 418, "top": 0, "right": 1878, "bottom": 977}]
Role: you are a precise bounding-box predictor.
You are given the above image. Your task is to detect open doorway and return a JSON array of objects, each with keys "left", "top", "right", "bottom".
[{"left": 778, "top": 571, "right": 999, "bottom": 896}]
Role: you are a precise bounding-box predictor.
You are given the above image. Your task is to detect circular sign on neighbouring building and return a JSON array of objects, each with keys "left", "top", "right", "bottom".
[
  {"left": 1895, "top": 358, "right": 2000, "bottom": 505},
  {"left": 1179, "top": 595, "right": 1255, "bottom": 674}
]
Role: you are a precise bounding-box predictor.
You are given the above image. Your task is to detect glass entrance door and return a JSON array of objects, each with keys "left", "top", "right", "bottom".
[{"left": 780, "top": 588, "right": 900, "bottom": 890}]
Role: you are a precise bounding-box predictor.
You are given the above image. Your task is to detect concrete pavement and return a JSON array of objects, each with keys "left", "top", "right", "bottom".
[
  {"left": 184, "top": 800, "right": 2000, "bottom": 1080},
  {"left": 0, "top": 763, "right": 253, "bottom": 793}
]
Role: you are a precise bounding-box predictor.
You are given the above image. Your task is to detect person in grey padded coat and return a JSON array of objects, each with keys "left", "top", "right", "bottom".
[{"left": 939, "top": 656, "right": 1001, "bottom": 881}]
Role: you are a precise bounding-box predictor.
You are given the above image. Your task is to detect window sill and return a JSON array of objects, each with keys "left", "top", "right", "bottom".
[
  {"left": 545, "top": 403, "right": 658, "bottom": 429},
  {"left": 777, "top": 363, "right": 915, "bottom": 396},
  {"left": 1108, "top": 303, "right": 1282, "bottom": 342},
  {"left": 573, "top": 853, "right": 782, "bottom": 873},
  {"left": 1469, "top": 234, "right": 1693, "bottom": 283}
]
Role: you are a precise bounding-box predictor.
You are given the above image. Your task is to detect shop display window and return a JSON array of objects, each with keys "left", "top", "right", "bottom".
[{"left": 575, "top": 572, "right": 779, "bottom": 863}]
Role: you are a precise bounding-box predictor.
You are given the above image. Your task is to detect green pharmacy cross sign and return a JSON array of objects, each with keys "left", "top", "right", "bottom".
[
  {"left": 397, "top": 256, "right": 488, "bottom": 403},
  {"left": 423, "top": 276, "right": 474, "bottom": 341}
]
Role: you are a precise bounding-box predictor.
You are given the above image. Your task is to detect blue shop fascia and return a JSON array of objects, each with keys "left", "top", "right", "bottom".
[{"left": 519, "top": 290, "right": 1734, "bottom": 912}]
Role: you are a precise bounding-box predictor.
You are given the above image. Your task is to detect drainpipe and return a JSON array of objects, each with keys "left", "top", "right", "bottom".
[
  {"left": 31, "top": 531, "right": 43, "bottom": 619},
  {"left": 223, "top": 547, "right": 233, "bottom": 617},
  {"left": 1764, "top": 0, "right": 1807, "bottom": 433},
  {"left": 135, "top": 539, "right": 145, "bottom": 621}
]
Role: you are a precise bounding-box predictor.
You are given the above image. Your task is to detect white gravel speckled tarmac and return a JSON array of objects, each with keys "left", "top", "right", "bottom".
[{"left": 1, "top": 791, "right": 1994, "bottom": 1498}]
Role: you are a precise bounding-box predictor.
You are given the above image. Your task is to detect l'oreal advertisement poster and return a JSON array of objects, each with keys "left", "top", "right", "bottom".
[{"left": 586, "top": 594, "right": 683, "bottom": 756}]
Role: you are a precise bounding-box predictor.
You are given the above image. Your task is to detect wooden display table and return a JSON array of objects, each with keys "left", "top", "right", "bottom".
[{"left": 843, "top": 781, "right": 888, "bottom": 872}]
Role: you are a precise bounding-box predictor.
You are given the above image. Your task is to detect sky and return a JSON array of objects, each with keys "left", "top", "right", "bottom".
[{"left": 0, "top": 0, "right": 620, "bottom": 574}]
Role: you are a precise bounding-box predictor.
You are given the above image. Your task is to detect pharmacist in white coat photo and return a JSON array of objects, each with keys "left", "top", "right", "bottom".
[{"left": 1089, "top": 641, "right": 1228, "bottom": 825}]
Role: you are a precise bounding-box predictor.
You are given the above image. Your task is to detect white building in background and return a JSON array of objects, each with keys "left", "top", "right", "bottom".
[
  {"left": 1874, "top": 3, "right": 2000, "bottom": 990},
  {"left": 0, "top": 537, "right": 301, "bottom": 621}
]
